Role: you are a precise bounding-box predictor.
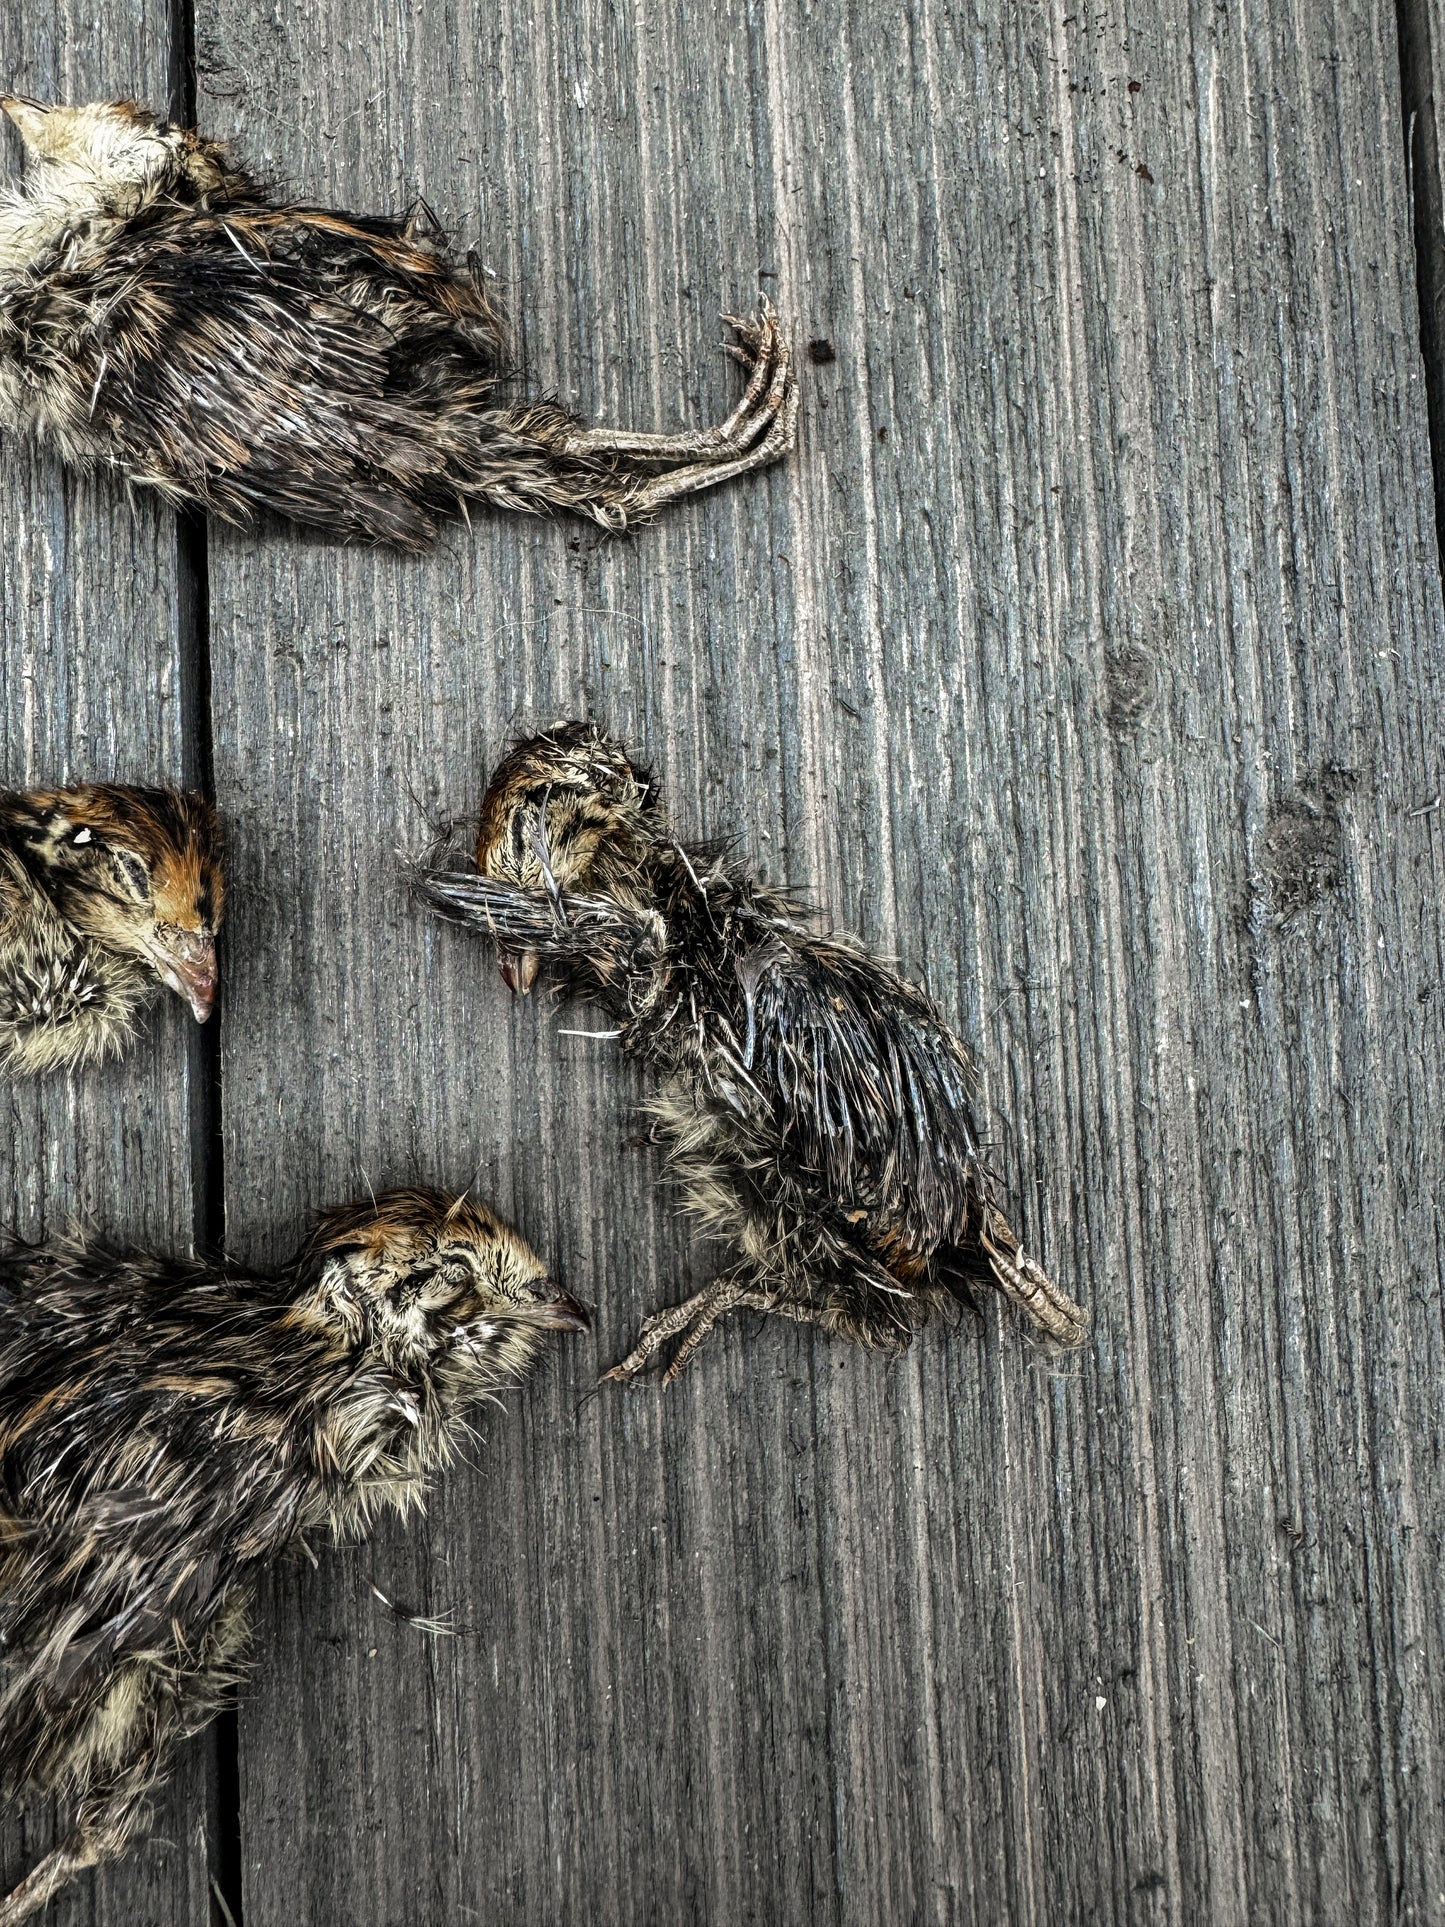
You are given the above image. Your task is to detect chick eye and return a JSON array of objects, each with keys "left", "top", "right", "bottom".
[{"left": 111, "top": 850, "right": 151, "bottom": 902}]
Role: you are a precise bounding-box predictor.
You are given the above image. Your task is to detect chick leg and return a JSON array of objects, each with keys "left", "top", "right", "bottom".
[
  {"left": 625, "top": 376, "right": 799, "bottom": 516},
  {"left": 981, "top": 1209, "right": 1088, "bottom": 1345},
  {"left": 602, "top": 1279, "right": 832, "bottom": 1386},
  {"left": 0, "top": 1724, "right": 167, "bottom": 1927},
  {"left": 560, "top": 301, "right": 791, "bottom": 466},
  {"left": 0, "top": 1832, "right": 99, "bottom": 1927},
  {"left": 600, "top": 1285, "right": 731, "bottom": 1382},
  {"left": 470, "top": 309, "right": 796, "bottom": 529}
]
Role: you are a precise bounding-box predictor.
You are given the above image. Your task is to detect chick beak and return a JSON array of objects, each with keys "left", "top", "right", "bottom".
[
  {"left": 498, "top": 949, "right": 541, "bottom": 996},
  {"left": 0, "top": 96, "right": 52, "bottom": 147},
  {"left": 524, "top": 1277, "right": 591, "bottom": 1332},
  {"left": 149, "top": 929, "right": 218, "bottom": 1023}
]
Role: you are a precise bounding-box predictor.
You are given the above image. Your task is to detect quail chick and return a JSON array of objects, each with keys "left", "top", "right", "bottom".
[
  {"left": 415, "top": 724, "right": 1087, "bottom": 1382},
  {"left": 0, "top": 97, "right": 798, "bottom": 549},
  {"left": 0, "top": 784, "right": 220, "bottom": 1076},
  {"left": 0, "top": 1186, "right": 585, "bottom": 1924}
]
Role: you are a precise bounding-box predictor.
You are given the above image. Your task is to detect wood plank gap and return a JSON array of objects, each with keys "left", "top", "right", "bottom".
[
  {"left": 168, "top": 0, "right": 198, "bottom": 124},
  {"left": 171, "top": 14, "right": 239, "bottom": 1919},
  {"left": 1395, "top": 0, "right": 1445, "bottom": 563},
  {"left": 177, "top": 446, "right": 243, "bottom": 1927}
]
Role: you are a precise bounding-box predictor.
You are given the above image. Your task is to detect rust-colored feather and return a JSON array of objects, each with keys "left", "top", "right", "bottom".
[{"left": 0, "top": 783, "right": 222, "bottom": 1074}]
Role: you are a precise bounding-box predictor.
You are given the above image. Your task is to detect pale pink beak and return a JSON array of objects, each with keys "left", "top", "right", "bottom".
[
  {"left": 498, "top": 949, "right": 541, "bottom": 996},
  {"left": 148, "top": 928, "right": 218, "bottom": 1023}
]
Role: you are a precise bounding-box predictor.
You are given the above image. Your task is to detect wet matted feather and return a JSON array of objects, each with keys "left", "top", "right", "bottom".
[
  {"left": 413, "top": 722, "right": 1087, "bottom": 1381},
  {"left": 0, "top": 1189, "right": 586, "bottom": 1923},
  {"left": 0, "top": 98, "right": 798, "bottom": 547}
]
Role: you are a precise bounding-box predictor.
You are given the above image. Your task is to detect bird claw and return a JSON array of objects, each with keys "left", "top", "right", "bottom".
[
  {"left": 600, "top": 1276, "right": 830, "bottom": 1384},
  {"left": 715, "top": 299, "right": 787, "bottom": 436},
  {"left": 617, "top": 306, "right": 798, "bottom": 517},
  {"left": 558, "top": 290, "right": 796, "bottom": 502},
  {"left": 980, "top": 1215, "right": 1089, "bottom": 1347},
  {"left": 600, "top": 1279, "right": 752, "bottom": 1385},
  {"left": 720, "top": 305, "right": 771, "bottom": 365}
]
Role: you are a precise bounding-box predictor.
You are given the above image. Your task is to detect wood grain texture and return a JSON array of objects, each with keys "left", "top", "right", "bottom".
[
  {"left": 192, "top": 0, "right": 1445, "bottom": 1922},
  {"left": 0, "top": 13, "right": 217, "bottom": 1927},
  {"left": 1400, "top": 0, "right": 1445, "bottom": 550}
]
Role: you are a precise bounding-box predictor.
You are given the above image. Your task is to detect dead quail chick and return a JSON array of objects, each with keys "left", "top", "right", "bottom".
[
  {"left": 414, "top": 724, "right": 1087, "bottom": 1382},
  {"left": 0, "top": 783, "right": 220, "bottom": 1076},
  {"left": 0, "top": 97, "right": 798, "bottom": 549},
  {"left": 0, "top": 1186, "right": 585, "bottom": 1924}
]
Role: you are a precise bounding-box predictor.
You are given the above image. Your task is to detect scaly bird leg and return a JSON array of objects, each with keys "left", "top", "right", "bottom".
[
  {"left": 0, "top": 1833, "right": 100, "bottom": 1927},
  {"left": 559, "top": 300, "right": 795, "bottom": 470},
  {"left": 982, "top": 1222, "right": 1088, "bottom": 1346},
  {"left": 602, "top": 1277, "right": 833, "bottom": 1385},
  {"left": 626, "top": 375, "right": 799, "bottom": 516}
]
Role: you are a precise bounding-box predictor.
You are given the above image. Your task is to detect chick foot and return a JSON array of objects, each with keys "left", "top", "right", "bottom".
[
  {"left": 982, "top": 1217, "right": 1088, "bottom": 1345},
  {"left": 627, "top": 374, "right": 798, "bottom": 515},
  {"left": 560, "top": 297, "right": 797, "bottom": 497},
  {"left": 602, "top": 1278, "right": 831, "bottom": 1385}
]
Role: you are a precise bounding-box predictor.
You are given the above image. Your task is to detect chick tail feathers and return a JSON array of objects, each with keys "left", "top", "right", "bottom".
[
  {"left": 0, "top": 1831, "right": 99, "bottom": 1926},
  {"left": 977, "top": 1205, "right": 1088, "bottom": 1346}
]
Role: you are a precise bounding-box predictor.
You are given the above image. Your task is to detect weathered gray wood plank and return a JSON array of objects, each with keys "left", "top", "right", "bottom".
[
  {"left": 0, "top": 15, "right": 217, "bottom": 1926},
  {"left": 1401, "top": 0, "right": 1445, "bottom": 548},
  {"left": 196, "top": 0, "right": 1445, "bottom": 1922}
]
